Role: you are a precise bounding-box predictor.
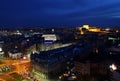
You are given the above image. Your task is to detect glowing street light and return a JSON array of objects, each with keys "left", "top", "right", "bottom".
[
  {"left": 110, "top": 64, "right": 117, "bottom": 71},
  {"left": 22, "top": 56, "right": 27, "bottom": 60}
]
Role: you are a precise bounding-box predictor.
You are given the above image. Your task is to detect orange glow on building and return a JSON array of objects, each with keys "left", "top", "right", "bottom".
[
  {"left": 89, "top": 27, "right": 101, "bottom": 32},
  {"left": 77, "top": 25, "right": 101, "bottom": 34},
  {"left": 77, "top": 27, "right": 84, "bottom": 34},
  {"left": 80, "top": 31, "right": 84, "bottom": 34},
  {"left": 83, "top": 25, "right": 89, "bottom": 29}
]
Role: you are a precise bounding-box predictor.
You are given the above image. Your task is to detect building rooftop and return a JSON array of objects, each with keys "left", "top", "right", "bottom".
[
  {"left": 9, "top": 49, "right": 21, "bottom": 54},
  {"left": 31, "top": 45, "right": 75, "bottom": 65}
]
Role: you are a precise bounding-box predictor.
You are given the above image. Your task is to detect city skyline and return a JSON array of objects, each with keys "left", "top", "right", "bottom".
[{"left": 0, "top": 0, "right": 120, "bottom": 28}]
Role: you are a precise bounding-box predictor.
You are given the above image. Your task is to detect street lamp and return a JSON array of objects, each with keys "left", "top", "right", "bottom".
[{"left": 109, "top": 64, "right": 117, "bottom": 71}]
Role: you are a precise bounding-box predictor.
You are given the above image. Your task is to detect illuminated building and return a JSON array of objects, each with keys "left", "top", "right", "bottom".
[
  {"left": 8, "top": 50, "right": 22, "bottom": 59},
  {"left": 42, "top": 34, "right": 60, "bottom": 42},
  {"left": 77, "top": 25, "right": 101, "bottom": 34},
  {"left": 13, "top": 30, "right": 22, "bottom": 35},
  {"left": 0, "top": 47, "right": 4, "bottom": 58},
  {"left": 83, "top": 25, "right": 89, "bottom": 30},
  {"left": 89, "top": 27, "right": 101, "bottom": 32},
  {"left": 31, "top": 51, "right": 66, "bottom": 79},
  {"left": 30, "top": 45, "right": 77, "bottom": 79},
  {"left": 77, "top": 27, "right": 84, "bottom": 34}
]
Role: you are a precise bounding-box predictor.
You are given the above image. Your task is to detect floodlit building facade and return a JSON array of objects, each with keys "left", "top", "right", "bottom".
[{"left": 8, "top": 50, "right": 22, "bottom": 59}]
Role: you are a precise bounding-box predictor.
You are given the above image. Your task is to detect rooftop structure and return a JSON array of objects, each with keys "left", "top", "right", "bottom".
[
  {"left": 42, "top": 34, "right": 59, "bottom": 42},
  {"left": 30, "top": 44, "right": 78, "bottom": 79},
  {"left": 8, "top": 49, "right": 22, "bottom": 59}
]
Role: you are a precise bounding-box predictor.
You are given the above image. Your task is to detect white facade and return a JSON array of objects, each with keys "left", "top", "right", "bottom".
[
  {"left": 0, "top": 47, "right": 4, "bottom": 58},
  {"left": 9, "top": 52, "right": 22, "bottom": 59},
  {"left": 42, "top": 34, "right": 57, "bottom": 41}
]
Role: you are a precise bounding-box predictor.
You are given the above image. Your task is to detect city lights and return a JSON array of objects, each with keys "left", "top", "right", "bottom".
[
  {"left": 110, "top": 64, "right": 117, "bottom": 71},
  {"left": 1, "top": 0, "right": 120, "bottom": 80},
  {"left": 22, "top": 56, "right": 27, "bottom": 60},
  {"left": 0, "top": 47, "right": 2, "bottom": 52},
  {"left": 0, "top": 26, "right": 120, "bottom": 81}
]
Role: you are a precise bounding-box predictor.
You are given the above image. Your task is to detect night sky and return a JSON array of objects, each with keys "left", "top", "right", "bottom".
[{"left": 0, "top": 0, "right": 120, "bottom": 28}]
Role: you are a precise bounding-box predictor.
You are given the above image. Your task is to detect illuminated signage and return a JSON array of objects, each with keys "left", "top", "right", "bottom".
[
  {"left": 42, "top": 34, "right": 57, "bottom": 41},
  {"left": 44, "top": 41, "right": 53, "bottom": 44}
]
